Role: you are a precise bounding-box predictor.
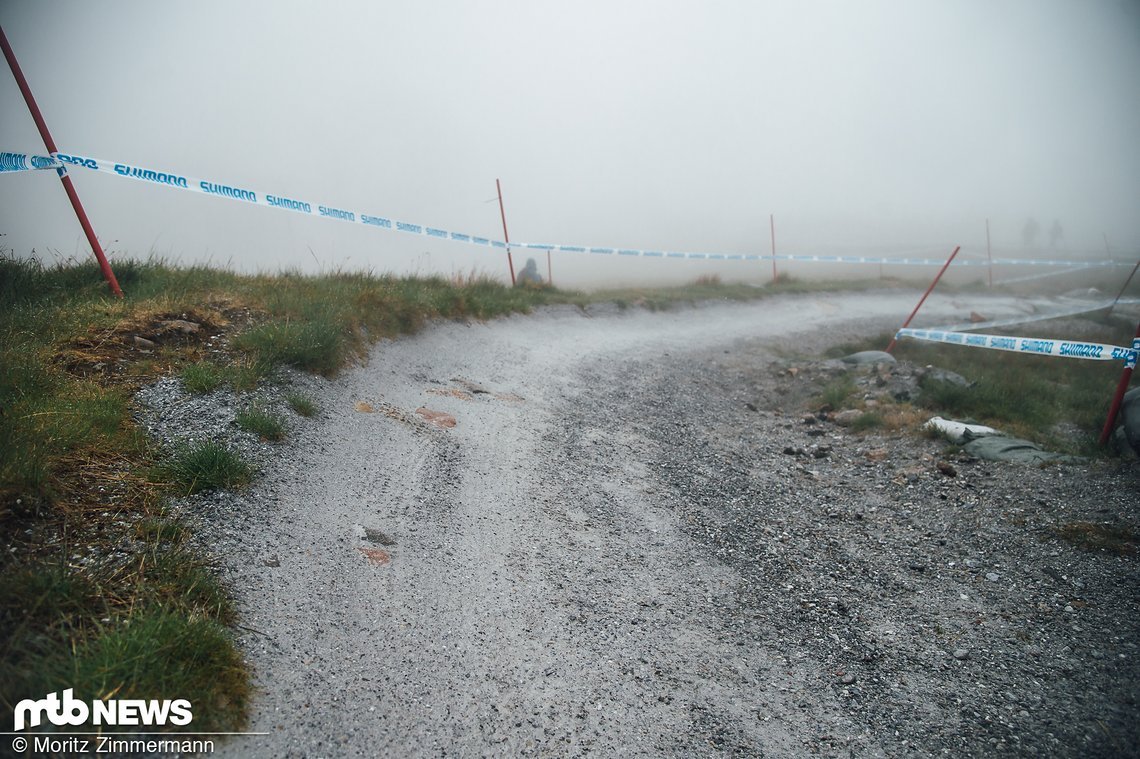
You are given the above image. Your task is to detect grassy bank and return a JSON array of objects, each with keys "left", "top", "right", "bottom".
[
  {"left": 822, "top": 320, "right": 1133, "bottom": 456},
  {"left": 3, "top": 257, "right": 887, "bottom": 733}
]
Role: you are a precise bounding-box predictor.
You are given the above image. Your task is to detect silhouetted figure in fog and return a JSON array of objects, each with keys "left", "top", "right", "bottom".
[
  {"left": 1049, "top": 219, "right": 1064, "bottom": 249},
  {"left": 517, "top": 257, "right": 544, "bottom": 285},
  {"left": 1022, "top": 217, "right": 1040, "bottom": 248}
]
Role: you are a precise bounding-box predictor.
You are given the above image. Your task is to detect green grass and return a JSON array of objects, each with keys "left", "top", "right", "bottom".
[
  {"left": 286, "top": 393, "right": 317, "bottom": 417},
  {"left": 816, "top": 376, "right": 857, "bottom": 411},
  {"left": 180, "top": 361, "right": 225, "bottom": 394},
  {"left": 182, "top": 359, "right": 269, "bottom": 394},
  {"left": 2, "top": 604, "right": 247, "bottom": 734},
  {"left": 236, "top": 406, "right": 287, "bottom": 442},
  {"left": 135, "top": 515, "right": 189, "bottom": 544},
  {"left": 851, "top": 411, "right": 885, "bottom": 431},
  {"left": 155, "top": 441, "right": 254, "bottom": 495}
]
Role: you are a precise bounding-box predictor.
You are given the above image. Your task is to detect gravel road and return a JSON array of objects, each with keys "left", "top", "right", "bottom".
[{"left": 138, "top": 291, "right": 1140, "bottom": 758}]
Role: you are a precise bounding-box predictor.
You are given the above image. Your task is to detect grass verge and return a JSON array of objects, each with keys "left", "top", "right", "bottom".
[{"left": 826, "top": 320, "right": 1131, "bottom": 455}]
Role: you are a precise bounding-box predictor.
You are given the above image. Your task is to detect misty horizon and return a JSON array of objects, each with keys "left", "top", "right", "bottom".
[{"left": 1, "top": 0, "right": 1138, "bottom": 288}]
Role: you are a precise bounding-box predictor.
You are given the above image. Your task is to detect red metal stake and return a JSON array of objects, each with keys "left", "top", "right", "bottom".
[
  {"left": 769, "top": 213, "right": 777, "bottom": 282},
  {"left": 547, "top": 249, "right": 552, "bottom": 286},
  {"left": 1, "top": 25, "right": 122, "bottom": 298},
  {"left": 495, "top": 178, "right": 516, "bottom": 286},
  {"left": 1106, "top": 258, "right": 1140, "bottom": 319},
  {"left": 1098, "top": 322, "right": 1140, "bottom": 446},
  {"left": 884, "top": 245, "right": 962, "bottom": 353}
]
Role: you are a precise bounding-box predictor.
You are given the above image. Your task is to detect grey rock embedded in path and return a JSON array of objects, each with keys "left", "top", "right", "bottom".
[{"left": 842, "top": 350, "right": 897, "bottom": 366}]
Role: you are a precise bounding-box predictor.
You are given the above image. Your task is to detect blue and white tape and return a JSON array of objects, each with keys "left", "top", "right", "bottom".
[
  {"left": 46, "top": 151, "right": 508, "bottom": 250},
  {"left": 517, "top": 241, "right": 1128, "bottom": 267},
  {"left": 896, "top": 328, "right": 1138, "bottom": 366},
  {"left": 5, "top": 146, "right": 1138, "bottom": 270},
  {"left": 0, "top": 152, "right": 62, "bottom": 173}
]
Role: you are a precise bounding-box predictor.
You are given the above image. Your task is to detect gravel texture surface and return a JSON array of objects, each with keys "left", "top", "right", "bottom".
[{"left": 133, "top": 291, "right": 1140, "bottom": 758}]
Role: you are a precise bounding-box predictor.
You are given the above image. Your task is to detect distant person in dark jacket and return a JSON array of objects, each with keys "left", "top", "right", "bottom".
[{"left": 517, "top": 258, "right": 544, "bottom": 285}]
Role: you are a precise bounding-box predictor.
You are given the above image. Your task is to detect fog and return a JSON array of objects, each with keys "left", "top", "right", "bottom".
[{"left": 1, "top": 0, "right": 1138, "bottom": 289}]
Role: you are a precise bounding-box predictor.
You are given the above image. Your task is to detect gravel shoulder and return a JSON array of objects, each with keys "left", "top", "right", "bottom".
[{"left": 135, "top": 291, "right": 1140, "bottom": 758}]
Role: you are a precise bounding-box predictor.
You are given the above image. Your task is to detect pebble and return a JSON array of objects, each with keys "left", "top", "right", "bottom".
[
  {"left": 953, "top": 649, "right": 970, "bottom": 660},
  {"left": 841, "top": 673, "right": 856, "bottom": 685},
  {"left": 986, "top": 572, "right": 1000, "bottom": 582}
]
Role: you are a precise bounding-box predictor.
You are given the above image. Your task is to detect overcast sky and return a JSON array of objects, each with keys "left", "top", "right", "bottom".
[{"left": 1, "top": 0, "right": 1138, "bottom": 286}]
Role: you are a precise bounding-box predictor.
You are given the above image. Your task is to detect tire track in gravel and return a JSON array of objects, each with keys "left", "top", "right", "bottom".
[{"left": 198, "top": 292, "right": 1114, "bottom": 757}]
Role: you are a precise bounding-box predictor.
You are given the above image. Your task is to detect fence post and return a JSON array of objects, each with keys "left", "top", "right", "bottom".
[
  {"left": 495, "top": 178, "right": 516, "bottom": 286},
  {"left": 1105, "top": 259, "right": 1140, "bottom": 319},
  {"left": 0, "top": 25, "right": 123, "bottom": 298},
  {"left": 885, "top": 245, "right": 961, "bottom": 353},
  {"left": 1098, "top": 322, "right": 1140, "bottom": 446}
]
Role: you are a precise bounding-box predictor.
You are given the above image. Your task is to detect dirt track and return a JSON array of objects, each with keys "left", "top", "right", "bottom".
[{"left": 155, "top": 292, "right": 1139, "bottom": 757}]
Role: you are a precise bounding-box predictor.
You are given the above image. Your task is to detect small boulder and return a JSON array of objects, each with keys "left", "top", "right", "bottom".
[
  {"left": 831, "top": 409, "right": 863, "bottom": 426},
  {"left": 1120, "top": 387, "right": 1140, "bottom": 454},
  {"left": 842, "top": 351, "right": 897, "bottom": 366},
  {"left": 921, "top": 367, "right": 971, "bottom": 387},
  {"left": 160, "top": 319, "right": 201, "bottom": 334}
]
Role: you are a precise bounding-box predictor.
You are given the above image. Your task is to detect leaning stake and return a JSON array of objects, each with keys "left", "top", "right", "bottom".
[
  {"left": 885, "top": 245, "right": 961, "bottom": 353},
  {"left": 0, "top": 25, "right": 123, "bottom": 298},
  {"left": 496, "top": 178, "right": 516, "bottom": 286},
  {"left": 1105, "top": 258, "right": 1140, "bottom": 319},
  {"left": 1098, "top": 322, "right": 1140, "bottom": 446}
]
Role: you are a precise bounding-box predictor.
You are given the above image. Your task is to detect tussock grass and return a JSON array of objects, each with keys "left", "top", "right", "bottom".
[
  {"left": 816, "top": 376, "right": 857, "bottom": 411},
  {"left": 236, "top": 406, "right": 287, "bottom": 442},
  {"left": 851, "top": 411, "right": 885, "bottom": 431},
  {"left": 286, "top": 393, "right": 317, "bottom": 417},
  {"left": 134, "top": 516, "right": 189, "bottom": 544},
  {"left": 180, "top": 361, "right": 225, "bottom": 394},
  {"left": 155, "top": 441, "right": 254, "bottom": 495}
]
